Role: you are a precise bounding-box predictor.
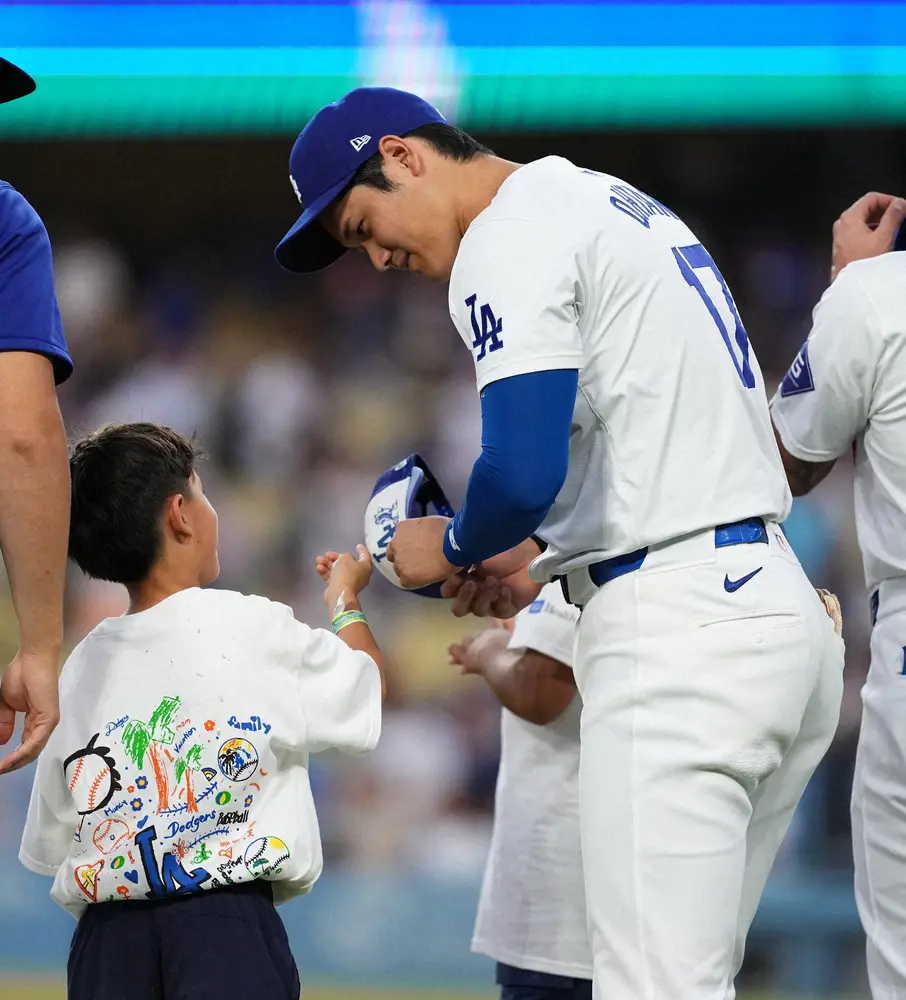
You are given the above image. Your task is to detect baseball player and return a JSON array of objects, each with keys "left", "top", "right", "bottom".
[
  {"left": 770, "top": 191, "right": 906, "bottom": 1000},
  {"left": 274, "top": 86, "right": 845, "bottom": 1000},
  {"left": 0, "top": 56, "right": 73, "bottom": 774},
  {"left": 449, "top": 582, "right": 591, "bottom": 1000}
]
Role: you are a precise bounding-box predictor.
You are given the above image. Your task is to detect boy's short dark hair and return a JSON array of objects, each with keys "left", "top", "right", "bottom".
[
  {"left": 349, "top": 122, "right": 494, "bottom": 194},
  {"left": 69, "top": 423, "right": 202, "bottom": 584}
]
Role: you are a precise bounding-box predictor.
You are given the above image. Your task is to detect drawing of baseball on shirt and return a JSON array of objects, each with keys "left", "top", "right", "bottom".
[{"left": 60, "top": 695, "right": 289, "bottom": 905}]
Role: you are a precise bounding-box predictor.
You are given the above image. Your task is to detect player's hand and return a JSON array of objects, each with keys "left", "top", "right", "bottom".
[
  {"left": 443, "top": 574, "right": 519, "bottom": 619},
  {"left": 480, "top": 538, "right": 543, "bottom": 579},
  {"left": 448, "top": 628, "right": 511, "bottom": 676},
  {"left": 442, "top": 558, "right": 543, "bottom": 620},
  {"left": 0, "top": 648, "right": 61, "bottom": 775},
  {"left": 831, "top": 191, "right": 906, "bottom": 281},
  {"left": 816, "top": 588, "right": 843, "bottom": 636},
  {"left": 386, "top": 515, "right": 458, "bottom": 589},
  {"left": 317, "top": 545, "right": 373, "bottom": 607}
]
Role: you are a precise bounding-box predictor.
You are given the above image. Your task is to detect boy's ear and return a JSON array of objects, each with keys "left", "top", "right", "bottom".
[{"left": 163, "top": 493, "right": 193, "bottom": 540}]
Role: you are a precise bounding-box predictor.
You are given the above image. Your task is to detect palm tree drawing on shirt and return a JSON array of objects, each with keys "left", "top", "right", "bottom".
[
  {"left": 174, "top": 743, "right": 203, "bottom": 813},
  {"left": 122, "top": 696, "right": 180, "bottom": 812}
]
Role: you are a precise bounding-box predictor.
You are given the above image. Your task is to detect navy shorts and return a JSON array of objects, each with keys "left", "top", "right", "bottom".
[
  {"left": 497, "top": 962, "right": 593, "bottom": 1000},
  {"left": 68, "top": 880, "right": 300, "bottom": 1000}
]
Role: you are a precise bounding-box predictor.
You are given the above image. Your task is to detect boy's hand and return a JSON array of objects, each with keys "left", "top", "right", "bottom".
[
  {"left": 317, "top": 545, "right": 373, "bottom": 608},
  {"left": 448, "top": 628, "right": 511, "bottom": 677}
]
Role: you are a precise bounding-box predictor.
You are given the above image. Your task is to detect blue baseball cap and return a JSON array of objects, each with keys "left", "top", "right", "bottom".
[{"left": 274, "top": 87, "right": 447, "bottom": 273}]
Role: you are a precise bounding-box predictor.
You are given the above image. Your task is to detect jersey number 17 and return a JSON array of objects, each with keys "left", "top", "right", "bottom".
[{"left": 672, "top": 243, "right": 756, "bottom": 389}]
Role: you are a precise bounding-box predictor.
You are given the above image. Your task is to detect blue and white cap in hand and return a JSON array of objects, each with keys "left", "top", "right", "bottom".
[{"left": 364, "top": 454, "right": 455, "bottom": 598}]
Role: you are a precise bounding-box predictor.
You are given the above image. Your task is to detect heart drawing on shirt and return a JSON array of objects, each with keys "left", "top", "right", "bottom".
[
  {"left": 136, "top": 816, "right": 149, "bottom": 830},
  {"left": 75, "top": 860, "right": 104, "bottom": 902},
  {"left": 124, "top": 870, "right": 139, "bottom": 884}
]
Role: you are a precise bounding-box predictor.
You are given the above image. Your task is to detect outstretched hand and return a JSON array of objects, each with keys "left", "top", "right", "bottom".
[{"left": 316, "top": 545, "right": 373, "bottom": 607}]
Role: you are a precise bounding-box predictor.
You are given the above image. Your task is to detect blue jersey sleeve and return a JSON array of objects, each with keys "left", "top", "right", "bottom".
[
  {"left": 442, "top": 368, "right": 577, "bottom": 567},
  {"left": 0, "top": 183, "right": 73, "bottom": 385}
]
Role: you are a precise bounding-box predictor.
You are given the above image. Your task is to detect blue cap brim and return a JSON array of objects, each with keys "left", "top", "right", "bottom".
[
  {"left": 0, "top": 56, "right": 35, "bottom": 105},
  {"left": 274, "top": 172, "right": 355, "bottom": 273}
]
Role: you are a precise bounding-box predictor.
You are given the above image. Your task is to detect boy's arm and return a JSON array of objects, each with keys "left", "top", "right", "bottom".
[
  {"left": 451, "top": 584, "right": 580, "bottom": 725},
  {"left": 285, "top": 545, "right": 382, "bottom": 756},
  {"left": 323, "top": 587, "right": 385, "bottom": 700},
  {"left": 452, "top": 628, "right": 577, "bottom": 725}
]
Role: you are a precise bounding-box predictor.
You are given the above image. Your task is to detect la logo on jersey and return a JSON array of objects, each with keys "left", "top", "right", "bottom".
[
  {"left": 780, "top": 340, "right": 815, "bottom": 397},
  {"left": 465, "top": 293, "right": 504, "bottom": 362},
  {"left": 350, "top": 135, "right": 372, "bottom": 152}
]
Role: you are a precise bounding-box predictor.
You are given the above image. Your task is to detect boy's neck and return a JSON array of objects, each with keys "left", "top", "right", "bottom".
[{"left": 126, "top": 567, "right": 202, "bottom": 615}]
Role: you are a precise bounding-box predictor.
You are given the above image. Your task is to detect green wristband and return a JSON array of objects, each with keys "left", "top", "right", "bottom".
[{"left": 332, "top": 610, "right": 367, "bottom": 634}]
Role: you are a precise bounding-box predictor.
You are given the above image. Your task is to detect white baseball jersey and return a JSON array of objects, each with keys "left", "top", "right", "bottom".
[
  {"left": 471, "top": 583, "right": 591, "bottom": 979},
  {"left": 771, "top": 253, "right": 906, "bottom": 594},
  {"left": 448, "top": 156, "right": 790, "bottom": 580},
  {"left": 20, "top": 587, "right": 381, "bottom": 917}
]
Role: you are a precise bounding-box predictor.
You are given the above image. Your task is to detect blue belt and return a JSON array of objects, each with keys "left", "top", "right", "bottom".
[{"left": 587, "top": 517, "right": 769, "bottom": 590}]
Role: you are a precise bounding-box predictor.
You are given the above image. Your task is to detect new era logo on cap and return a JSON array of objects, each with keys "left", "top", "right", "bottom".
[{"left": 350, "top": 135, "right": 372, "bottom": 152}]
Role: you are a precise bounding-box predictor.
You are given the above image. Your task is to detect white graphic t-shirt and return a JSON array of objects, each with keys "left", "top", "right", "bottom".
[
  {"left": 472, "top": 583, "right": 591, "bottom": 978},
  {"left": 20, "top": 587, "right": 382, "bottom": 917}
]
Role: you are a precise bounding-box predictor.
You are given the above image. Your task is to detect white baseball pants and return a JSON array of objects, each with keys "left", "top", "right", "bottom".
[
  {"left": 852, "top": 579, "right": 906, "bottom": 1000},
  {"left": 570, "top": 522, "right": 844, "bottom": 1000}
]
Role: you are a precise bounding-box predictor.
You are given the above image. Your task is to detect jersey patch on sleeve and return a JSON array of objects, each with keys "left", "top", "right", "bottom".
[
  {"left": 780, "top": 341, "right": 815, "bottom": 397},
  {"left": 528, "top": 599, "right": 545, "bottom": 614}
]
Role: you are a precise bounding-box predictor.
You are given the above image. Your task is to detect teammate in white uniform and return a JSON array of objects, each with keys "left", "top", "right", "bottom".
[
  {"left": 770, "top": 191, "right": 906, "bottom": 1000},
  {"left": 449, "top": 583, "right": 590, "bottom": 999},
  {"left": 274, "top": 87, "right": 845, "bottom": 1000}
]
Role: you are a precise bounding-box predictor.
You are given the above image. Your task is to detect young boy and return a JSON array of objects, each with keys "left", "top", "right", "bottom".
[
  {"left": 449, "top": 583, "right": 591, "bottom": 1000},
  {"left": 19, "top": 422, "right": 384, "bottom": 1000}
]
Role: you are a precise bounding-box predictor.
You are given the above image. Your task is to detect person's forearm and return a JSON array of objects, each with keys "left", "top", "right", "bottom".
[
  {"left": 479, "top": 647, "right": 541, "bottom": 720},
  {"left": 443, "top": 369, "right": 577, "bottom": 567},
  {"left": 0, "top": 401, "right": 69, "bottom": 654},
  {"left": 466, "top": 632, "right": 550, "bottom": 723},
  {"left": 771, "top": 421, "right": 836, "bottom": 497},
  {"left": 326, "top": 588, "right": 385, "bottom": 697}
]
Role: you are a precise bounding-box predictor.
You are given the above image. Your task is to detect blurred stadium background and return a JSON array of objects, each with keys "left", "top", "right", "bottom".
[{"left": 2, "top": 0, "right": 905, "bottom": 996}]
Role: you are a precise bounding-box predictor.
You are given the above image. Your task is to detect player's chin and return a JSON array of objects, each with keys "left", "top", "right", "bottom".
[
  {"left": 409, "top": 254, "right": 453, "bottom": 282},
  {"left": 421, "top": 263, "right": 453, "bottom": 282}
]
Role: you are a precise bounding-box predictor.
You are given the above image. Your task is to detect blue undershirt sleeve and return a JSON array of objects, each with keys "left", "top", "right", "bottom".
[{"left": 442, "top": 368, "right": 578, "bottom": 568}]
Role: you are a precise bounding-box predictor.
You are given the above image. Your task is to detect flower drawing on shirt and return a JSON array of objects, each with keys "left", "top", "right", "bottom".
[
  {"left": 136, "top": 775, "right": 148, "bottom": 790},
  {"left": 122, "top": 696, "right": 180, "bottom": 813}
]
